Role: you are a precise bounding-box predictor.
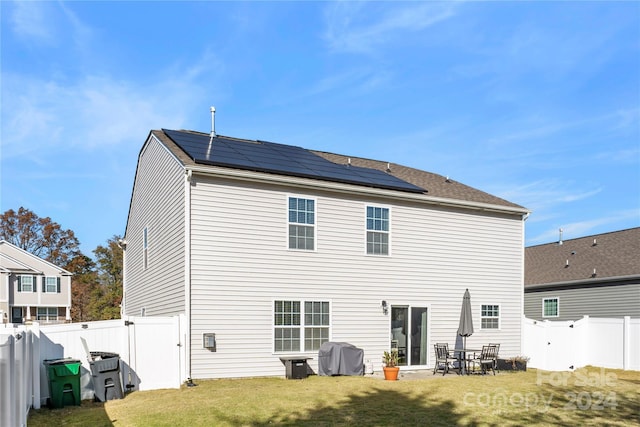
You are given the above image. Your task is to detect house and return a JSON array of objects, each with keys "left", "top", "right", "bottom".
[
  {"left": 524, "top": 227, "right": 640, "bottom": 321},
  {"left": 122, "top": 128, "right": 529, "bottom": 380},
  {"left": 0, "top": 240, "right": 72, "bottom": 324}
]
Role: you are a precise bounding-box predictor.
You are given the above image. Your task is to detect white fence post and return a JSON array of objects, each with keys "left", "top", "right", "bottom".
[{"left": 1, "top": 333, "right": 16, "bottom": 427}]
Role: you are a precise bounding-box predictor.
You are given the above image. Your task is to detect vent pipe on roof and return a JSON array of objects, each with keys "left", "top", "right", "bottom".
[
  {"left": 592, "top": 238, "right": 597, "bottom": 246},
  {"left": 207, "top": 106, "right": 216, "bottom": 159},
  {"left": 558, "top": 228, "right": 563, "bottom": 245},
  {"left": 210, "top": 106, "right": 216, "bottom": 139}
]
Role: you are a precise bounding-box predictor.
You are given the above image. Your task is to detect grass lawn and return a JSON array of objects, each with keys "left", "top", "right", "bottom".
[{"left": 28, "top": 366, "right": 640, "bottom": 426}]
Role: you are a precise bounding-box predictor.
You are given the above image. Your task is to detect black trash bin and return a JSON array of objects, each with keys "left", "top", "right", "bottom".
[
  {"left": 89, "top": 351, "right": 123, "bottom": 401},
  {"left": 279, "top": 357, "right": 311, "bottom": 379}
]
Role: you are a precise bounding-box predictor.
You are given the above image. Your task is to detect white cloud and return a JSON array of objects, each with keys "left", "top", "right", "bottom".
[
  {"left": 527, "top": 209, "right": 640, "bottom": 245},
  {"left": 498, "top": 180, "right": 602, "bottom": 213},
  {"left": 324, "top": 2, "right": 459, "bottom": 54},
  {"left": 9, "top": 1, "right": 55, "bottom": 43},
  {"left": 1, "top": 70, "right": 213, "bottom": 160}
]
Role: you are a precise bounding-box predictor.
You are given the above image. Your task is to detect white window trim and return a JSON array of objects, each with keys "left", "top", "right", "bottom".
[
  {"left": 36, "top": 307, "right": 58, "bottom": 321},
  {"left": 364, "top": 204, "right": 391, "bottom": 256},
  {"left": 480, "top": 303, "right": 501, "bottom": 330},
  {"left": 272, "top": 298, "right": 332, "bottom": 354},
  {"left": 286, "top": 195, "right": 317, "bottom": 252},
  {"left": 44, "top": 276, "right": 57, "bottom": 293},
  {"left": 542, "top": 297, "right": 560, "bottom": 318},
  {"left": 19, "top": 275, "right": 35, "bottom": 293}
]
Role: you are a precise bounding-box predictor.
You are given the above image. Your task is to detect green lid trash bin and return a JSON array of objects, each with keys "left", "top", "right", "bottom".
[{"left": 43, "top": 358, "right": 82, "bottom": 408}]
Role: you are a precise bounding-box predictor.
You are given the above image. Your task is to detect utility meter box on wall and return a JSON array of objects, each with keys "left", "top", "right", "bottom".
[{"left": 203, "top": 333, "right": 216, "bottom": 351}]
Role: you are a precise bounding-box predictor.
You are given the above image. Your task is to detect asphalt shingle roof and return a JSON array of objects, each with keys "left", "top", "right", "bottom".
[
  {"left": 152, "top": 129, "right": 525, "bottom": 210},
  {"left": 524, "top": 227, "right": 640, "bottom": 287}
]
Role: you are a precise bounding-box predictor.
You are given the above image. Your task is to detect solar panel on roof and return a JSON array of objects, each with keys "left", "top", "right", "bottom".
[{"left": 162, "top": 129, "right": 424, "bottom": 193}]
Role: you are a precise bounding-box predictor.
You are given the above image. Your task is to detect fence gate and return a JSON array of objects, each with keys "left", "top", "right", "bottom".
[{"left": 126, "top": 316, "right": 183, "bottom": 391}]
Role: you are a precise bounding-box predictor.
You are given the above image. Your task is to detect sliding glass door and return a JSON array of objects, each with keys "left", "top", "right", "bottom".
[{"left": 390, "top": 306, "right": 428, "bottom": 366}]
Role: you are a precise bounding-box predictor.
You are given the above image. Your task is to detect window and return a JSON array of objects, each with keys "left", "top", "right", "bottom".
[
  {"left": 481, "top": 304, "right": 500, "bottom": 329},
  {"left": 43, "top": 277, "right": 59, "bottom": 293},
  {"left": 366, "top": 206, "right": 389, "bottom": 255},
  {"left": 36, "top": 307, "right": 58, "bottom": 321},
  {"left": 274, "top": 300, "right": 329, "bottom": 352},
  {"left": 543, "top": 298, "right": 559, "bottom": 317},
  {"left": 18, "top": 275, "right": 35, "bottom": 293},
  {"left": 143, "top": 227, "right": 149, "bottom": 269},
  {"left": 288, "top": 197, "right": 315, "bottom": 250}
]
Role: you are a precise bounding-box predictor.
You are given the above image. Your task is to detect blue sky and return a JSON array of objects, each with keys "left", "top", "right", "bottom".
[{"left": 1, "top": 1, "right": 639, "bottom": 257}]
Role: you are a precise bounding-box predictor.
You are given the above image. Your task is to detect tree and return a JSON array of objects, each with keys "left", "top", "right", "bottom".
[
  {"left": 69, "top": 255, "right": 99, "bottom": 322},
  {"left": 1, "top": 207, "right": 124, "bottom": 321},
  {"left": 0, "top": 207, "right": 81, "bottom": 268},
  {"left": 91, "top": 236, "right": 123, "bottom": 319}
]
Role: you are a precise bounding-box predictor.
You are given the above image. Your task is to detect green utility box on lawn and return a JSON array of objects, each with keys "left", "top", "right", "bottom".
[{"left": 43, "top": 358, "right": 82, "bottom": 408}]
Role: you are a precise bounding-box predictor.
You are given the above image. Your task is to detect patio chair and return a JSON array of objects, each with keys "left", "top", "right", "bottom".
[
  {"left": 489, "top": 343, "right": 500, "bottom": 373},
  {"left": 433, "top": 343, "right": 454, "bottom": 375},
  {"left": 472, "top": 345, "right": 498, "bottom": 375}
]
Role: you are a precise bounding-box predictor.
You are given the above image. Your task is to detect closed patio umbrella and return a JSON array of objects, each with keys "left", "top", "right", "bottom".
[{"left": 457, "top": 289, "right": 474, "bottom": 349}]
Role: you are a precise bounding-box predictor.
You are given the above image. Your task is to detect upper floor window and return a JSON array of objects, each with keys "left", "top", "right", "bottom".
[
  {"left": 43, "top": 277, "right": 60, "bottom": 293},
  {"left": 18, "top": 275, "right": 36, "bottom": 293},
  {"left": 288, "top": 197, "right": 315, "bottom": 250},
  {"left": 481, "top": 304, "right": 500, "bottom": 329},
  {"left": 274, "top": 300, "right": 330, "bottom": 352},
  {"left": 543, "top": 297, "right": 559, "bottom": 317},
  {"left": 366, "top": 206, "right": 389, "bottom": 255},
  {"left": 143, "top": 227, "right": 149, "bottom": 269}
]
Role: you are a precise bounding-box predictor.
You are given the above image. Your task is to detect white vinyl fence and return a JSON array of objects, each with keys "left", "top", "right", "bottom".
[
  {"left": 1, "top": 329, "right": 35, "bottom": 427},
  {"left": 522, "top": 315, "right": 640, "bottom": 371},
  {"left": 0, "top": 315, "right": 185, "bottom": 426}
]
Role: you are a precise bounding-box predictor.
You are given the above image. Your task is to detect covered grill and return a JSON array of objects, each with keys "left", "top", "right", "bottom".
[{"left": 318, "top": 342, "right": 364, "bottom": 376}]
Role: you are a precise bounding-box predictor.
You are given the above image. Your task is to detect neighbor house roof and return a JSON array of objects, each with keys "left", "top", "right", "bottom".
[
  {"left": 0, "top": 240, "right": 72, "bottom": 275},
  {"left": 524, "top": 227, "right": 640, "bottom": 288},
  {"left": 151, "top": 129, "right": 525, "bottom": 211}
]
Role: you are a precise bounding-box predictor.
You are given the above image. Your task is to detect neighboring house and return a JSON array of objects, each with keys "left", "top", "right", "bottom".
[
  {"left": 122, "top": 128, "right": 529, "bottom": 380},
  {"left": 0, "top": 240, "right": 72, "bottom": 324},
  {"left": 524, "top": 228, "right": 640, "bottom": 321}
]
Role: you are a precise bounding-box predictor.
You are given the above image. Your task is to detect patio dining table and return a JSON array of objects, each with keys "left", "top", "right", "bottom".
[{"left": 452, "top": 348, "right": 482, "bottom": 375}]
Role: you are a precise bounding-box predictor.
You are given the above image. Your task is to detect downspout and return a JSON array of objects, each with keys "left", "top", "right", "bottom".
[
  {"left": 520, "top": 212, "right": 530, "bottom": 355},
  {"left": 118, "top": 239, "right": 127, "bottom": 317},
  {"left": 184, "top": 168, "right": 193, "bottom": 384}
]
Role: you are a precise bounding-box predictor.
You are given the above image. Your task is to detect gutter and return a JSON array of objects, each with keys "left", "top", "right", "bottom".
[
  {"left": 525, "top": 274, "right": 640, "bottom": 291},
  {"left": 186, "top": 165, "right": 531, "bottom": 217}
]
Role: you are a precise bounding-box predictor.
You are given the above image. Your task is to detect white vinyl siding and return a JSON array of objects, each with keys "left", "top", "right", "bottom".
[
  {"left": 143, "top": 227, "right": 149, "bottom": 270},
  {"left": 188, "top": 175, "right": 524, "bottom": 379},
  {"left": 123, "top": 135, "right": 186, "bottom": 316}
]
